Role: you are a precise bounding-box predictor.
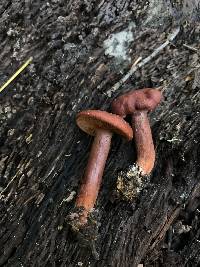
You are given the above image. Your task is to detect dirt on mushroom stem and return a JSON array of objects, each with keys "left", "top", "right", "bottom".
[
  {"left": 111, "top": 88, "right": 162, "bottom": 200},
  {"left": 66, "top": 129, "right": 112, "bottom": 260},
  {"left": 66, "top": 206, "right": 100, "bottom": 260},
  {"left": 74, "top": 128, "right": 112, "bottom": 226}
]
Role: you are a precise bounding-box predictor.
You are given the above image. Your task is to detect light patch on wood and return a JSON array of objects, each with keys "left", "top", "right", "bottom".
[{"left": 104, "top": 23, "right": 135, "bottom": 62}]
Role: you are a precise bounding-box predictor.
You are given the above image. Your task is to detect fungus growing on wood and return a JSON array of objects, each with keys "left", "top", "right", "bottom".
[
  {"left": 111, "top": 88, "right": 162, "bottom": 199},
  {"left": 112, "top": 88, "right": 162, "bottom": 174},
  {"left": 74, "top": 110, "right": 133, "bottom": 226}
]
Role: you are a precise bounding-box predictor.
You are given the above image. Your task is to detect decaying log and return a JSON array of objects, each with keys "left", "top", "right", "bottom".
[{"left": 0, "top": 0, "right": 200, "bottom": 266}]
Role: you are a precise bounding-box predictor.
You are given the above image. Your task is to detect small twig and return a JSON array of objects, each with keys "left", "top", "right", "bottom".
[
  {"left": 0, "top": 174, "right": 17, "bottom": 199},
  {"left": 106, "top": 27, "right": 180, "bottom": 97},
  {"left": 91, "top": 241, "right": 99, "bottom": 260},
  {"left": 149, "top": 206, "right": 180, "bottom": 250},
  {"left": 0, "top": 57, "right": 33, "bottom": 94},
  {"left": 132, "top": 56, "right": 142, "bottom": 66},
  {"left": 183, "top": 43, "right": 198, "bottom": 53}
]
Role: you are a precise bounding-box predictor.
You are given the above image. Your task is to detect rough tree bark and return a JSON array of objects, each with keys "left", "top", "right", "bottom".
[{"left": 0, "top": 0, "right": 200, "bottom": 266}]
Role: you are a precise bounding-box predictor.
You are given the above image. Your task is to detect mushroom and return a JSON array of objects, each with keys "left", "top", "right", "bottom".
[
  {"left": 112, "top": 88, "right": 162, "bottom": 175},
  {"left": 75, "top": 110, "right": 133, "bottom": 226}
]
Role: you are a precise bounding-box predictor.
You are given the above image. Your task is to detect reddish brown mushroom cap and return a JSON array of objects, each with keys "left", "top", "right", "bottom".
[
  {"left": 111, "top": 88, "right": 162, "bottom": 117},
  {"left": 76, "top": 110, "right": 133, "bottom": 141}
]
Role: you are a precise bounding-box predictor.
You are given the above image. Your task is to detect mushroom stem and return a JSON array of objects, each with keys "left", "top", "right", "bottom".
[
  {"left": 75, "top": 128, "right": 112, "bottom": 224},
  {"left": 131, "top": 111, "right": 155, "bottom": 175}
]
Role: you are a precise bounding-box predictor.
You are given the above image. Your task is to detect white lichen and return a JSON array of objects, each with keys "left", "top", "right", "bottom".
[
  {"left": 104, "top": 23, "right": 135, "bottom": 62},
  {"left": 144, "top": 0, "right": 170, "bottom": 26}
]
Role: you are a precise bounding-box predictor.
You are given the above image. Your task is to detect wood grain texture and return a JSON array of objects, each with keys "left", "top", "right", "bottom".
[{"left": 0, "top": 0, "right": 200, "bottom": 266}]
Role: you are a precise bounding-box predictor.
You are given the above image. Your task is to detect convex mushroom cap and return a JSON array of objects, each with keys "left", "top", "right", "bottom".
[
  {"left": 77, "top": 110, "right": 133, "bottom": 140},
  {"left": 111, "top": 88, "right": 162, "bottom": 117}
]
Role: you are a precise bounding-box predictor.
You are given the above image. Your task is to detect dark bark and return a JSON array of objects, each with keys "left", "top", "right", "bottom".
[{"left": 0, "top": 0, "right": 200, "bottom": 266}]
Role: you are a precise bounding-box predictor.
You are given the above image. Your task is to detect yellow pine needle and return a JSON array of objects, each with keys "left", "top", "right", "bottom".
[{"left": 0, "top": 57, "right": 33, "bottom": 93}]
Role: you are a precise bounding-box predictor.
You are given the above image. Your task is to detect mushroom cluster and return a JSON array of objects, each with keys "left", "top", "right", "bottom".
[{"left": 70, "top": 88, "right": 162, "bottom": 228}]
